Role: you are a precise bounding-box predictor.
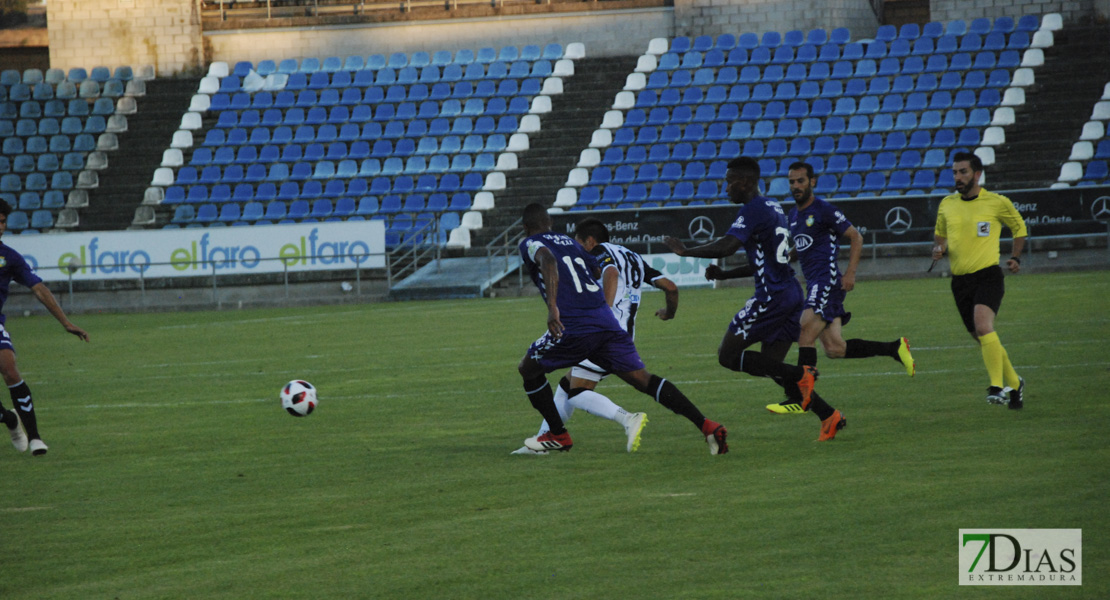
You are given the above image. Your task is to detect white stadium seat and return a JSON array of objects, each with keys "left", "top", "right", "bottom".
[
  {"left": 1001, "top": 87, "right": 1025, "bottom": 107},
  {"left": 1091, "top": 100, "right": 1110, "bottom": 120},
  {"left": 1080, "top": 121, "right": 1105, "bottom": 140},
  {"left": 471, "top": 192, "right": 494, "bottom": 210},
  {"left": 160, "top": 149, "right": 183, "bottom": 168},
  {"left": 565, "top": 167, "right": 588, "bottom": 187},
  {"left": 635, "top": 55, "right": 657, "bottom": 73},
  {"left": 554, "top": 187, "right": 577, "bottom": 207},
  {"left": 981, "top": 126, "right": 1005, "bottom": 146},
  {"left": 974, "top": 146, "right": 995, "bottom": 166},
  {"left": 197, "top": 76, "right": 219, "bottom": 94},
  {"left": 180, "top": 112, "right": 202, "bottom": 130},
  {"left": 1058, "top": 161, "right": 1082, "bottom": 182},
  {"left": 506, "top": 133, "right": 529, "bottom": 152},
  {"left": 1031, "top": 30, "right": 1054, "bottom": 49},
  {"left": 600, "top": 110, "right": 624, "bottom": 129},
  {"left": 482, "top": 172, "right": 506, "bottom": 191},
  {"left": 151, "top": 167, "right": 174, "bottom": 186},
  {"left": 461, "top": 210, "right": 483, "bottom": 229},
  {"left": 553, "top": 59, "right": 574, "bottom": 77},
  {"left": 646, "top": 38, "right": 668, "bottom": 55},
  {"left": 991, "top": 107, "right": 1014, "bottom": 126},
  {"left": 171, "top": 130, "right": 193, "bottom": 149},
  {"left": 623, "top": 72, "right": 646, "bottom": 91},
  {"left": 540, "top": 77, "right": 563, "bottom": 95},
  {"left": 529, "top": 95, "right": 551, "bottom": 114},
  {"left": 564, "top": 43, "right": 585, "bottom": 60},
  {"left": 207, "top": 62, "right": 229, "bottom": 78},
  {"left": 612, "top": 91, "right": 635, "bottom": 110},
  {"left": 1011, "top": 68, "right": 1035, "bottom": 87},
  {"left": 1069, "top": 141, "right": 1094, "bottom": 161},
  {"left": 187, "top": 94, "right": 210, "bottom": 112},
  {"left": 577, "top": 148, "right": 600, "bottom": 168},
  {"left": 1041, "top": 13, "right": 1063, "bottom": 31},
  {"left": 589, "top": 129, "right": 613, "bottom": 148},
  {"left": 1020, "top": 48, "right": 1043, "bottom": 67},
  {"left": 494, "top": 152, "right": 517, "bottom": 171},
  {"left": 518, "top": 114, "right": 541, "bottom": 133}
]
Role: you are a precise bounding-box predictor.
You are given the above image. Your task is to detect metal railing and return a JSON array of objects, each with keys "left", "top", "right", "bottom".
[
  {"left": 385, "top": 219, "right": 443, "bottom": 286},
  {"left": 202, "top": 0, "right": 593, "bottom": 20}
]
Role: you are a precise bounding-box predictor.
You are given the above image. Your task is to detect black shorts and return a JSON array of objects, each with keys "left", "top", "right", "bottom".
[{"left": 950, "top": 265, "right": 1005, "bottom": 333}]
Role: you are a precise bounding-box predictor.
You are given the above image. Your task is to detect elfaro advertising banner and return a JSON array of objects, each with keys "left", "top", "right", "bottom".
[{"left": 7, "top": 221, "right": 386, "bottom": 281}]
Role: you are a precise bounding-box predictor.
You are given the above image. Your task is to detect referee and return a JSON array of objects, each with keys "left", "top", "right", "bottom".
[{"left": 932, "top": 152, "right": 1027, "bottom": 409}]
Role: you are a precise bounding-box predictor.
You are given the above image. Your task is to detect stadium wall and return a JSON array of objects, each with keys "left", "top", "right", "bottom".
[
  {"left": 203, "top": 8, "right": 674, "bottom": 62},
  {"left": 672, "top": 0, "right": 879, "bottom": 40},
  {"left": 47, "top": 0, "right": 204, "bottom": 76},
  {"left": 930, "top": 0, "right": 1097, "bottom": 23}
]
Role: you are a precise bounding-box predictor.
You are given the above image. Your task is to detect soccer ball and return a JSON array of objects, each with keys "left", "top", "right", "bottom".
[{"left": 280, "top": 380, "right": 318, "bottom": 417}]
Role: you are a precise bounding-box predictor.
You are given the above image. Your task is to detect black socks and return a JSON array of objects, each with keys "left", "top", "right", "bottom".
[
  {"left": 9, "top": 381, "right": 38, "bottom": 440},
  {"left": 647, "top": 374, "right": 706, "bottom": 429},
  {"left": 523, "top": 376, "right": 565, "bottom": 434}
]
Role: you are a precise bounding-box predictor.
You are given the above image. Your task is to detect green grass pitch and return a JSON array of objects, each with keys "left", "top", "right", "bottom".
[{"left": 3, "top": 271, "right": 1108, "bottom": 599}]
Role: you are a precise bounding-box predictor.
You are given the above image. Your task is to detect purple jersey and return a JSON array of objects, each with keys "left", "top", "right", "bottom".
[
  {"left": 0, "top": 243, "right": 42, "bottom": 325},
  {"left": 725, "top": 196, "right": 798, "bottom": 301},
  {"left": 789, "top": 197, "right": 853, "bottom": 286},
  {"left": 519, "top": 232, "right": 623, "bottom": 334}
]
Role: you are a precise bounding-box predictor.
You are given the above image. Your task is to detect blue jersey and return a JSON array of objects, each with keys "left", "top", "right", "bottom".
[
  {"left": 520, "top": 232, "right": 622, "bottom": 334},
  {"left": 0, "top": 243, "right": 43, "bottom": 325},
  {"left": 789, "top": 197, "right": 853, "bottom": 286},
  {"left": 725, "top": 196, "right": 798, "bottom": 301}
]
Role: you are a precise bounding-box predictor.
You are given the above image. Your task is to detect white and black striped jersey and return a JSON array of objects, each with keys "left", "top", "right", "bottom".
[{"left": 593, "top": 242, "right": 665, "bottom": 337}]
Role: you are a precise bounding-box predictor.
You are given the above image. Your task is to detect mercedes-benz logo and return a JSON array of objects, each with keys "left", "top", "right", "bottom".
[
  {"left": 1092, "top": 196, "right": 1110, "bottom": 221},
  {"left": 688, "top": 216, "right": 715, "bottom": 242},
  {"left": 884, "top": 206, "right": 912, "bottom": 235}
]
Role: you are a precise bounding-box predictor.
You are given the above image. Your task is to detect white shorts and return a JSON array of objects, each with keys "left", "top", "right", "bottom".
[{"left": 569, "top": 359, "right": 608, "bottom": 383}]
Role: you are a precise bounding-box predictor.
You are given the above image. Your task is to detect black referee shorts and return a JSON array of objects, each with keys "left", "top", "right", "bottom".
[{"left": 950, "top": 265, "right": 1005, "bottom": 333}]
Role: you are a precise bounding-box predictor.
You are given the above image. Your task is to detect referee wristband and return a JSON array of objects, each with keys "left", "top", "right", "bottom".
[{"left": 1009, "top": 256, "right": 1021, "bottom": 264}]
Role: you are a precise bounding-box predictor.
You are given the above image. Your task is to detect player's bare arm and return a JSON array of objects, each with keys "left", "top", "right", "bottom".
[
  {"left": 932, "top": 235, "right": 947, "bottom": 260},
  {"left": 1007, "top": 236, "right": 1026, "bottom": 274},
  {"left": 31, "top": 283, "right": 89, "bottom": 342},
  {"left": 602, "top": 266, "right": 619, "bottom": 308},
  {"left": 705, "top": 263, "right": 756, "bottom": 281},
  {"left": 653, "top": 277, "right": 678, "bottom": 320},
  {"left": 664, "top": 235, "right": 742, "bottom": 259},
  {"left": 534, "top": 246, "right": 564, "bottom": 338},
  {"left": 841, "top": 225, "right": 863, "bottom": 292}
]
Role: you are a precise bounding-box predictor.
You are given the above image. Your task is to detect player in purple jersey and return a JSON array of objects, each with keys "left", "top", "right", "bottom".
[
  {"left": 0, "top": 198, "right": 90, "bottom": 456},
  {"left": 752, "top": 163, "right": 916, "bottom": 414},
  {"left": 516, "top": 203, "right": 729, "bottom": 454},
  {"left": 514, "top": 218, "right": 676, "bottom": 455},
  {"left": 664, "top": 157, "right": 844, "bottom": 441}
]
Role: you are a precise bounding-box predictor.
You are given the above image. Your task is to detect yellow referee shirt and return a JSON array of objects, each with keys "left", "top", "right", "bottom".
[{"left": 934, "top": 189, "right": 1027, "bottom": 276}]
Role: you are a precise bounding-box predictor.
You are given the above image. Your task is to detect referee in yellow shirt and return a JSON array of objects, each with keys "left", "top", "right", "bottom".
[{"left": 932, "top": 152, "right": 1026, "bottom": 409}]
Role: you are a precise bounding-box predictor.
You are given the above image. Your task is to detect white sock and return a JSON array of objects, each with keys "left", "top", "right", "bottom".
[
  {"left": 537, "top": 383, "right": 576, "bottom": 436},
  {"left": 568, "top": 389, "right": 632, "bottom": 426}
]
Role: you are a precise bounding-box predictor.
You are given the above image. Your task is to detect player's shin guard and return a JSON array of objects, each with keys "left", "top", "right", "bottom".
[
  {"left": 978, "top": 332, "right": 1005, "bottom": 388},
  {"left": 798, "top": 346, "right": 818, "bottom": 368},
  {"left": 646, "top": 374, "right": 706, "bottom": 428},
  {"left": 9, "top": 381, "right": 38, "bottom": 440},
  {"left": 845, "top": 339, "right": 898, "bottom": 359},
  {"left": 539, "top": 378, "right": 576, "bottom": 435},
  {"left": 1000, "top": 346, "right": 1021, "bottom": 390},
  {"left": 806, "top": 391, "right": 835, "bottom": 421},
  {"left": 524, "top": 376, "right": 566, "bottom": 434}
]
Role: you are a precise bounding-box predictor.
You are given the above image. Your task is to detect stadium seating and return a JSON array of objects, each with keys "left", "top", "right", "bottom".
[
  {"left": 565, "top": 17, "right": 1050, "bottom": 208},
  {"left": 145, "top": 45, "right": 585, "bottom": 245},
  {"left": 1, "top": 63, "right": 147, "bottom": 233}
]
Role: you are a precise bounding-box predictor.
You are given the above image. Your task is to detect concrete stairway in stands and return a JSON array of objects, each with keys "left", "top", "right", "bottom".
[
  {"left": 78, "top": 78, "right": 200, "bottom": 231},
  {"left": 990, "top": 21, "right": 1110, "bottom": 190},
  {"left": 468, "top": 55, "right": 639, "bottom": 248}
]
